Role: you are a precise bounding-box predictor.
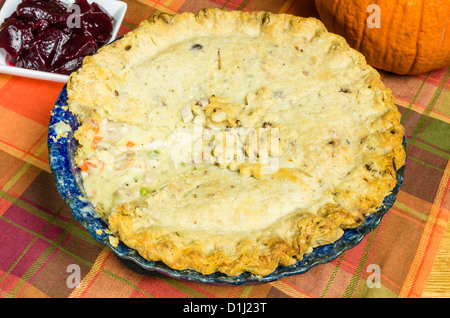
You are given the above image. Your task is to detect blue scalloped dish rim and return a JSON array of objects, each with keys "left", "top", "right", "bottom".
[{"left": 48, "top": 84, "right": 406, "bottom": 285}]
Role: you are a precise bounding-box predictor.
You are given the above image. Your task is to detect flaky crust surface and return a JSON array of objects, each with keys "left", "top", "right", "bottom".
[{"left": 68, "top": 9, "right": 406, "bottom": 277}]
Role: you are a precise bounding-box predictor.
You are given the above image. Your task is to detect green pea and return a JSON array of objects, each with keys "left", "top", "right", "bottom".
[
  {"left": 148, "top": 150, "right": 160, "bottom": 159},
  {"left": 140, "top": 187, "right": 150, "bottom": 196}
]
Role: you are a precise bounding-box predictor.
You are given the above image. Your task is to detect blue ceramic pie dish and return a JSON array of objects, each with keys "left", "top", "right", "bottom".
[{"left": 48, "top": 84, "right": 405, "bottom": 285}]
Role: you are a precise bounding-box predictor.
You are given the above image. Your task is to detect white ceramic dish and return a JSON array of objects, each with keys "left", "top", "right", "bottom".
[{"left": 0, "top": 0, "right": 127, "bottom": 82}]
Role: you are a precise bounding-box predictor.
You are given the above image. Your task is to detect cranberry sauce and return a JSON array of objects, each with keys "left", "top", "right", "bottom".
[{"left": 0, "top": 0, "right": 113, "bottom": 75}]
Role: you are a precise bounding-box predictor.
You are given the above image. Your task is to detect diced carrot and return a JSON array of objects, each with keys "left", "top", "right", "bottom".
[
  {"left": 78, "top": 161, "right": 89, "bottom": 171},
  {"left": 78, "top": 158, "right": 104, "bottom": 172},
  {"left": 92, "top": 135, "right": 103, "bottom": 150},
  {"left": 126, "top": 141, "right": 136, "bottom": 147},
  {"left": 86, "top": 159, "right": 98, "bottom": 168},
  {"left": 93, "top": 135, "right": 103, "bottom": 143}
]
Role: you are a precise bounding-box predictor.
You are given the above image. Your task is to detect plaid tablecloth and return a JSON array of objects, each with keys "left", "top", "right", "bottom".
[{"left": 0, "top": 0, "right": 449, "bottom": 298}]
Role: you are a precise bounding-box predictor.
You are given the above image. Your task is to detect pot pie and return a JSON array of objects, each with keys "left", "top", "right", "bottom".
[{"left": 67, "top": 9, "right": 406, "bottom": 277}]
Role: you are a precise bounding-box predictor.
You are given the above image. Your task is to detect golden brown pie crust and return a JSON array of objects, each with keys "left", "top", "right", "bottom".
[{"left": 67, "top": 9, "right": 406, "bottom": 277}]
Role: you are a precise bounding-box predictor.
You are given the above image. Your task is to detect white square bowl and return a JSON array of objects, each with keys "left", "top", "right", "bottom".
[{"left": 0, "top": 0, "right": 127, "bottom": 82}]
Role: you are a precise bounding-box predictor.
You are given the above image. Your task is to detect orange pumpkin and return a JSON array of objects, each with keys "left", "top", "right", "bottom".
[{"left": 314, "top": 0, "right": 450, "bottom": 75}]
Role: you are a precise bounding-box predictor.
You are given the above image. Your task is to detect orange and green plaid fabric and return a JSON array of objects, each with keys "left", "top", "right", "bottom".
[{"left": 0, "top": 0, "right": 449, "bottom": 298}]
